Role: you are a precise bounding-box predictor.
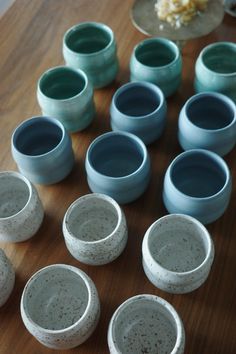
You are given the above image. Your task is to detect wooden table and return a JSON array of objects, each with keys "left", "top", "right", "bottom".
[{"left": 0, "top": 1, "right": 236, "bottom": 353}]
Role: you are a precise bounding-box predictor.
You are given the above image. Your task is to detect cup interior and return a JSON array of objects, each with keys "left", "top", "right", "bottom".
[
  {"left": 13, "top": 118, "right": 63, "bottom": 156},
  {"left": 170, "top": 151, "right": 227, "bottom": 198},
  {"left": 23, "top": 266, "right": 89, "bottom": 330},
  {"left": 202, "top": 43, "right": 236, "bottom": 74},
  {"left": 88, "top": 134, "right": 144, "bottom": 178},
  {"left": 135, "top": 39, "right": 177, "bottom": 67},
  {"left": 39, "top": 67, "right": 86, "bottom": 99},
  {"left": 186, "top": 95, "right": 235, "bottom": 130},
  {"left": 65, "top": 24, "right": 112, "bottom": 54},
  {"left": 0, "top": 174, "right": 30, "bottom": 218}
]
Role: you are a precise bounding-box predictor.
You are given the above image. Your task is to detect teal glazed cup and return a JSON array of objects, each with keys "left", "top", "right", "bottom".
[
  {"left": 63, "top": 22, "right": 119, "bottom": 89},
  {"left": 37, "top": 66, "right": 95, "bottom": 132},
  {"left": 11, "top": 116, "right": 74, "bottom": 185},
  {"left": 195, "top": 42, "right": 236, "bottom": 102},
  {"left": 85, "top": 132, "right": 151, "bottom": 204},
  {"left": 178, "top": 92, "right": 236, "bottom": 156},
  {"left": 163, "top": 149, "right": 232, "bottom": 224},
  {"left": 130, "top": 37, "right": 182, "bottom": 97},
  {"left": 110, "top": 81, "right": 167, "bottom": 145}
]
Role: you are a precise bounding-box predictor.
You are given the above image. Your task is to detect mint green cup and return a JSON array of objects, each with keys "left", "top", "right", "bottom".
[
  {"left": 195, "top": 42, "right": 236, "bottom": 102},
  {"left": 37, "top": 66, "right": 95, "bottom": 132},
  {"left": 63, "top": 22, "right": 119, "bottom": 89}
]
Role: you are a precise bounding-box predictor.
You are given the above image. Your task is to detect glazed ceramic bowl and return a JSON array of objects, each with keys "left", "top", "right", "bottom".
[
  {"left": 11, "top": 116, "right": 74, "bottom": 185},
  {"left": 63, "top": 193, "right": 128, "bottom": 265},
  {"left": 0, "top": 249, "right": 15, "bottom": 306},
  {"left": 20, "top": 264, "right": 100, "bottom": 349},
  {"left": 108, "top": 294, "right": 185, "bottom": 354},
  {"left": 130, "top": 37, "right": 182, "bottom": 97},
  {"left": 0, "top": 171, "right": 44, "bottom": 242},
  {"left": 85, "top": 131, "right": 151, "bottom": 204},
  {"left": 110, "top": 81, "right": 167, "bottom": 145},
  {"left": 178, "top": 92, "right": 236, "bottom": 156},
  {"left": 63, "top": 22, "right": 119, "bottom": 88},
  {"left": 163, "top": 149, "right": 232, "bottom": 224},
  {"left": 142, "top": 214, "right": 215, "bottom": 294}
]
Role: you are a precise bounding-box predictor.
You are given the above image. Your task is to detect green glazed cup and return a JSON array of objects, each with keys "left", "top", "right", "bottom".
[
  {"left": 37, "top": 66, "right": 95, "bottom": 132},
  {"left": 130, "top": 37, "right": 182, "bottom": 97},
  {"left": 63, "top": 22, "right": 119, "bottom": 89},
  {"left": 194, "top": 42, "right": 236, "bottom": 102}
]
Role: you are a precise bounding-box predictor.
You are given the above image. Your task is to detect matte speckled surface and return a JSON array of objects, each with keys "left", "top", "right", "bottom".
[{"left": 0, "top": 249, "right": 15, "bottom": 306}]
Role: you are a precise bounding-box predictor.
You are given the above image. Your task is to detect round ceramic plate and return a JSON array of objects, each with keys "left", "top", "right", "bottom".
[{"left": 131, "top": 0, "right": 224, "bottom": 40}]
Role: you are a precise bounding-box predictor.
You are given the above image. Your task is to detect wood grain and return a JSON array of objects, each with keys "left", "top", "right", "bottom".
[{"left": 0, "top": 1, "right": 236, "bottom": 353}]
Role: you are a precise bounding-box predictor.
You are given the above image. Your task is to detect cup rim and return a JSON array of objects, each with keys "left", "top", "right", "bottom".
[{"left": 63, "top": 21, "right": 114, "bottom": 57}]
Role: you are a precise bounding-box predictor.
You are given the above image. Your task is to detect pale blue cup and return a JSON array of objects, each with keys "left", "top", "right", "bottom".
[
  {"left": 130, "top": 37, "right": 182, "bottom": 97},
  {"left": 110, "top": 82, "right": 167, "bottom": 145},
  {"left": 178, "top": 92, "right": 236, "bottom": 156},
  {"left": 37, "top": 66, "right": 95, "bottom": 132},
  {"left": 63, "top": 22, "right": 119, "bottom": 89},
  {"left": 11, "top": 116, "right": 74, "bottom": 185},
  {"left": 85, "top": 131, "right": 151, "bottom": 204},
  {"left": 163, "top": 149, "right": 232, "bottom": 224},
  {"left": 195, "top": 42, "right": 236, "bottom": 102}
]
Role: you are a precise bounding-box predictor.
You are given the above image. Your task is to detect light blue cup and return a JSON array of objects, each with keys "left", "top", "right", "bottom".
[
  {"left": 163, "top": 149, "right": 232, "bottom": 225},
  {"left": 178, "top": 92, "right": 236, "bottom": 156},
  {"left": 37, "top": 66, "right": 95, "bottom": 132},
  {"left": 85, "top": 131, "right": 151, "bottom": 204},
  {"left": 130, "top": 37, "right": 182, "bottom": 97},
  {"left": 195, "top": 42, "right": 236, "bottom": 102},
  {"left": 63, "top": 22, "right": 119, "bottom": 89},
  {"left": 11, "top": 116, "right": 74, "bottom": 185},
  {"left": 110, "top": 82, "right": 167, "bottom": 145}
]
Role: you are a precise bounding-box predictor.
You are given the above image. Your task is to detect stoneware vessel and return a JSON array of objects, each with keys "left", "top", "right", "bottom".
[
  {"left": 85, "top": 131, "right": 151, "bottom": 204},
  {"left": 0, "top": 249, "right": 15, "bottom": 306},
  {"left": 195, "top": 41, "right": 236, "bottom": 102},
  {"left": 37, "top": 66, "right": 95, "bottom": 132},
  {"left": 110, "top": 81, "right": 167, "bottom": 145},
  {"left": 63, "top": 193, "right": 128, "bottom": 265},
  {"left": 178, "top": 92, "right": 236, "bottom": 156},
  {"left": 130, "top": 37, "right": 182, "bottom": 97},
  {"left": 163, "top": 149, "right": 232, "bottom": 224},
  {"left": 20, "top": 264, "right": 100, "bottom": 350},
  {"left": 11, "top": 116, "right": 74, "bottom": 185},
  {"left": 0, "top": 171, "right": 44, "bottom": 242},
  {"left": 63, "top": 22, "right": 119, "bottom": 88},
  {"left": 142, "top": 214, "right": 215, "bottom": 294},
  {"left": 108, "top": 294, "right": 185, "bottom": 354}
]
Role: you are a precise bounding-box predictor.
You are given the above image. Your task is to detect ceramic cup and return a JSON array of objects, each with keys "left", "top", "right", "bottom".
[
  {"left": 108, "top": 294, "right": 185, "bottom": 354},
  {"left": 63, "top": 193, "right": 128, "bottom": 265},
  {"left": 85, "top": 131, "right": 151, "bottom": 204},
  {"left": 0, "top": 249, "right": 15, "bottom": 306},
  {"left": 63, "top": 22, "right": 119, "bottom": 89},
  {"left": 163, "top": 149, "right": 232, "bottom": 225},
  {"left": 11, "top": 116, "right": 74, "bottom": 185},
  {"left": 194, "top": 41, "right": 236, "bottom": 102},
  {"left": 20, "top": 264, "right": 100, "bottom": 350},
  {"left": 130, "top": 37, "right": 182, "bottom": 97},
  {"left": 0, "top": 171, "right": 44, "bottom": 242},
  {"left": 110, "top": 81, "right": 167, "bottom": 145},
  {"left": 142, "top": 214, "right": 215, "bottom": 294},
  {"left": 178, "top": 92, "right": 236, "bottom": 156},
  {"left": 37, "top": 66, "right": 95, "bottom": 132}
]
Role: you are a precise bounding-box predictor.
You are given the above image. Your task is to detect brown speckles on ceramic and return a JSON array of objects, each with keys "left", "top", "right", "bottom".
[
  {"left": 20, "top": 264, "right": 100, "bottom": 349},
  {"left": 108, "top": 294, "right": 185, "bottom": 354},
  {"left": 0, "top": 249, "right": 15, "bottom": 306},
  {"left": 63, "top": 193, "right": 128, "bottom": 265}
]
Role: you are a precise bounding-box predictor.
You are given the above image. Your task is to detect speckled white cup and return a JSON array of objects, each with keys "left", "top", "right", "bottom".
[
  {"left": 142, "top": 214, "right": 214, "bottom": 294},
  {"left": 108, "top": 294, "right": 185, "bottom": 354},
  {"left": 0, "top": 249, "right": 15, "bottom": 307},
  {"left": 20, "top": 264, "right": 100, "bottom": 349},
  {"left": 0, "top": 171, "right": 44, "bottom": 242},
  {"left": 63, "top": 193, "right": 128, "bottom": 265}
]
